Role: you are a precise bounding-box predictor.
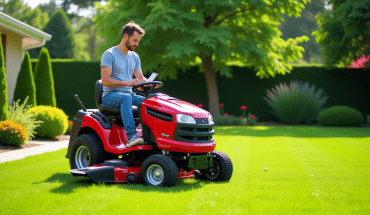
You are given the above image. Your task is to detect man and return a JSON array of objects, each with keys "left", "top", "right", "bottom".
[{"left": 100, "top": 21, "right": 147, "bottom": 149}]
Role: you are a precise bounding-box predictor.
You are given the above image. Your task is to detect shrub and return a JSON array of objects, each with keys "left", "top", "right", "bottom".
[
  {"left": 0, "top": 120, "right": 28, "bottom": 146},
  {"left": 8, "top": 97, "right": 42, "bottom": 140},
  {"left": 214, "top": 116, "right": 242, "bottom": 126},
  {"left": 264, "top": 80, "right": 329, "bottom": 124},
  {"left": 34, "top": 47, "right": 57, "bottom": 107},
  {"left": 367, "top": 115, "right": 370, "bottom": 125},
  {"left": 0, "top": 35, "right": 8, "bottom": 121},
  {"left": 13, "top": 51, "right": 36, "bottom": 107},
  {"left": 318, "top": 106, "right": 364, "bottom": 127},
  {"left": 27, "top": 106, "right": 68, "bottom": 138}
]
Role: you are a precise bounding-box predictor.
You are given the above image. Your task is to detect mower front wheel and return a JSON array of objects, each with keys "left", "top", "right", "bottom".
[
  {"left": 69, "top": 133, "right": 106, "bottom": 169},
  {"left": 201, "top": 151, "right": 233, "bottom": 182},
  {"left": 140, "top": 154, "right": 178, "bottom": 187}
]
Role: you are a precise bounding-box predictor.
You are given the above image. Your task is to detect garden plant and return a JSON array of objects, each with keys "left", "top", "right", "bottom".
[{"left": 264, "top": 80, "right": 329, "bottom": 124}]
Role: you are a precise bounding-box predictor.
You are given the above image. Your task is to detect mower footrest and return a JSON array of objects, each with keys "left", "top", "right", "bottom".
[{"left": 69, "top": 166, "right": 115, "bottom": 182}]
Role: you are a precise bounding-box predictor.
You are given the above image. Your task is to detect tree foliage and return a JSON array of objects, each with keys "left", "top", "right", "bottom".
[
  {"left": 43, "top": 9, "right": 77, "bottom": 59},
  {"left": 34, "top": 47, "right": 57, "bottom": 107},
  {"left": 0, "top": 34, "right": 8, "bottom": 121},
  {"left": 0, "top": 0, "right": 49, "bottom": 29},
  {"left": 94, "top": 0, "right": 309, "bottom": 115},
  {"left": 13, "top": 52, "right": 36, "bottom": 107},
  {"left": 279, "top": 0, "right": 325, "bottom": 63},
  {"left": 313, "top": 0, "right": 370, "bottom": 68}
]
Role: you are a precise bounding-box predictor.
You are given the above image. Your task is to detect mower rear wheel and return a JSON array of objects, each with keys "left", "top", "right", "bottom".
[
  {"left": 141, "top": 154, "right": 178, "bottom": 187},
  {"left": 201, "top": 151, "right": 233, "bottom": 182},
  {"left": 69, "top": 133, "right": 106, "bottom": 169}
]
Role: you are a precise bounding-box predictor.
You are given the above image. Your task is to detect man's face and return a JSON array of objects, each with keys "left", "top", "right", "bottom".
[{"left": 125, "top": 31, "right": 142, "bottom": 51}]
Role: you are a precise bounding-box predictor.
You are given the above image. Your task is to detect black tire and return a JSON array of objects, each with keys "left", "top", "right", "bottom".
[
  {"left": 201, "top": 151, "right": 233, "bottom": 182},
  {"left": 69, "top": 133, "right": 106, "bottom": 169},
  {"left": 140, "top": 154, "right": 178, "bottom": 187}
]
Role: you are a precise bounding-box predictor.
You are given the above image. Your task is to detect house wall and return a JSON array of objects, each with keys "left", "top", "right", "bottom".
[{"left": 4, "top": 31, "right": 22, "bottom": 104}]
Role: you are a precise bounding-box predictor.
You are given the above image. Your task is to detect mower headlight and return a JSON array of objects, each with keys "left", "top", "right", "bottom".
[
  {"left": 208, "top": 115, "right": 214, "bottom": 124},
  {"left": 176, "top": 114, "right": 196, "bottom": 124}
]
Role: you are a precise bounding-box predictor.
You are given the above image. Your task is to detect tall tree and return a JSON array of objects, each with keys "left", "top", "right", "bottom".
[
  {"left": 279, "top": 0, "right": 325, "bottom": 63},
  {"left": 313, "top": 0, "right": 370, "bottom": 68},
  {"left": 34, "top": 48, "right": 57, "bottom": 107},
  {"left": 0, "top": 34, "right": 8, "bottom": 120},
  {"left": 43, "top": 9, "right": 77, "bottom": 59},
  {"left": 61, "top": 0, "right": 105, "bottom": 60},
  {"left": 94, "top": 0, "right": 309, "bottom": 116},
  {"left": 13, "top": 51, "right": 36, "bottom": 107},
  {"left": 38, "top": 0, "right": 59, "bottom": 18},
  {"left": 0, "top": 0, "right": 49, "bottom": 29}
]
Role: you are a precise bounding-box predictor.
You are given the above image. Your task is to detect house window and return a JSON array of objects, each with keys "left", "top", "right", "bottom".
[{"left": 1, "top": 34, "right": 5, "bottom": 63}]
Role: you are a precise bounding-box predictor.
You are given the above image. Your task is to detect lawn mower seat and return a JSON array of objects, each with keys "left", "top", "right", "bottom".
[{"left": 95, "top": 80, "right": 139, "bottom": 118}]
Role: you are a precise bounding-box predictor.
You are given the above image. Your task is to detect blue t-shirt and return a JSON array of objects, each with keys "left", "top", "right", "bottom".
[{"left": 100, "top": 46, "right": 141, "bottom": 98}]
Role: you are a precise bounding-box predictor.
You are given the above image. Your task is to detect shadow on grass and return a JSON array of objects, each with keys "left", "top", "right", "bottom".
[
  {"left": 214, "top": 126, "right": 370, "bottom": 138},
  {"left": 36, "top": 173, "right": 208, "bottom": 194}
]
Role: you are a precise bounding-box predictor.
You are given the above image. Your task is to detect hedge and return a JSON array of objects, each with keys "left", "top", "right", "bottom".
[{"left": 31, "top": 60, "right": 370, "bottom": 122}]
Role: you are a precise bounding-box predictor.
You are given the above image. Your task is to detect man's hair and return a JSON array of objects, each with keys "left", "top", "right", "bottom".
[{"left": 122, "top": 21, "right": 145, "bottom": 39}]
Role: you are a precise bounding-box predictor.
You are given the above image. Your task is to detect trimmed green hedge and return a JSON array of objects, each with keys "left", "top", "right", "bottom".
[{"left": 31, "top": 60, "right": 370, "bottom": 122}]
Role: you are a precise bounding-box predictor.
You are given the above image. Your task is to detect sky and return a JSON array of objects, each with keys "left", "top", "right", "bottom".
[
  {"left": 22, "top": 0, "right": 97, "bottom": 17},
  {"left": 22, "top": 0, "right": 63, "bottom": 9}
]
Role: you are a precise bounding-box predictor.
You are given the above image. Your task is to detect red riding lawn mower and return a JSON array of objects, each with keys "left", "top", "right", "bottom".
[{"left": 66, "top": 75, "right": 233, "bottom": 187}]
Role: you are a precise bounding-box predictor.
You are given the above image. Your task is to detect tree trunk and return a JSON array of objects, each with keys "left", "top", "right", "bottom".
[{"left": 201, "top": 55, "right": 220, "bottom": 117}]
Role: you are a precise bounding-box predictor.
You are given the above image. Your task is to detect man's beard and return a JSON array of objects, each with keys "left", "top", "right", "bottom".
[{"left": 126, "top": 40, "right": 136, "bottom": 51}]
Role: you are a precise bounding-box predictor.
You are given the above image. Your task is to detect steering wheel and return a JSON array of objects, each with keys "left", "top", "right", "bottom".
[{"left": 132, "top": 81, "right": 163, "bottom": 97}]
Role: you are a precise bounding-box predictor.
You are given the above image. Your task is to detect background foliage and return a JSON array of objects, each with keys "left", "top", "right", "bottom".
[
  {"left": 313, "top": 0, "right": 370, "bottom": 68},
  {"left": 31, "top": 60, "right": 370, "bottom": 123}
]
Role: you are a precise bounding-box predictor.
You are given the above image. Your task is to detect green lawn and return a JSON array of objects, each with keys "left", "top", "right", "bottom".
[{"left": 1, "top": 126, "right": 369, "bottom": 215}]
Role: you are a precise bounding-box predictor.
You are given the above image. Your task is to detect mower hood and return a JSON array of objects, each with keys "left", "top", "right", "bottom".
[{"left": 149, "top": 94, "right": 210, "bottom": 118}]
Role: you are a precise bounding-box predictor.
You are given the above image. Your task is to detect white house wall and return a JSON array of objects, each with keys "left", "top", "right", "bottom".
[{"left": 5, "top": 31, "right": 22, "bottom": 104}]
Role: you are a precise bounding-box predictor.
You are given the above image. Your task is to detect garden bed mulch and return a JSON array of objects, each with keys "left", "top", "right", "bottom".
[{"left": 0, "top": 135, "right": 70, "bottom": 153}]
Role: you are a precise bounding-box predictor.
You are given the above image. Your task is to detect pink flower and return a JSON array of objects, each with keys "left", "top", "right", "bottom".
[{"left": 240, "top": 116, "right": 243, "bottom": 119}]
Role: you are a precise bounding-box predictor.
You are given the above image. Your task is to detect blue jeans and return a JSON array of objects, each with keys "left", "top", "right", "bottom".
[{"left": 102, "top": 91, "right": 145, "bottom": 139}]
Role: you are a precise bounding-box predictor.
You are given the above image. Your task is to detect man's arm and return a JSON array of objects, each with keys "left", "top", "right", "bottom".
[{"left": 101, "top": 66, "right": 139, "bottom": 87}]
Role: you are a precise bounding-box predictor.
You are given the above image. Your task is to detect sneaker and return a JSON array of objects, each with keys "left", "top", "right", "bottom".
[
  {"left": 116, "top": 144, "right": 126, "bottom": 150},
  {"left": 126, "top": 134, "right": 144, "bottom": 147}
]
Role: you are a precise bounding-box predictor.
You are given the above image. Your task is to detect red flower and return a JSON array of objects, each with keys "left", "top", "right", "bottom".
[
  {"left": 240, "top": 105, "right": 247, "bottom": 111},
  {"left": 197, "top": 103, "right": 203, "bottom": 108},
  {"left": 219, "top": 103, "right": 224, "bottom": 108},
  {"left": 224, "top": 113, "right": 229, "bottom": 117},
  {"left": 250, "top": 115, "right": 255, "bottom": 120},
  {"left": 240, "top": 116, "right": 243, "bottom": 119}
]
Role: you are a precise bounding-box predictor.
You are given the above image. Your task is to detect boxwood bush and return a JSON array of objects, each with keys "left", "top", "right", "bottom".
[
  {"left": 27, "top": 106, "right": 68, "bottom": 138},
  {"left": 214, "top": 116, "right": 243, "bottom": 126},
  {"left": 318, "top": 106, "right": 364, "bottom": 127}
]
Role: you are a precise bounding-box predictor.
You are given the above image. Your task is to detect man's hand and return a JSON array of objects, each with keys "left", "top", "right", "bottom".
[{"left": 129, "top": 79, "right": 141, "bottom": 87}]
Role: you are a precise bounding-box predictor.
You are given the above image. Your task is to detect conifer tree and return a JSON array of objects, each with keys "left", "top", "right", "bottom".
[
  {"left": 13, "top": 51, "right": 36, "bottom": 107},
  {"left": 34, "top": 47, "right": 56, "bottom": 107},
  {"left": 43, "top": 9, "right": 76, "bottom": 59},
  {"left": 0, "top": 35, "right": 8, "bottom": 120}
]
